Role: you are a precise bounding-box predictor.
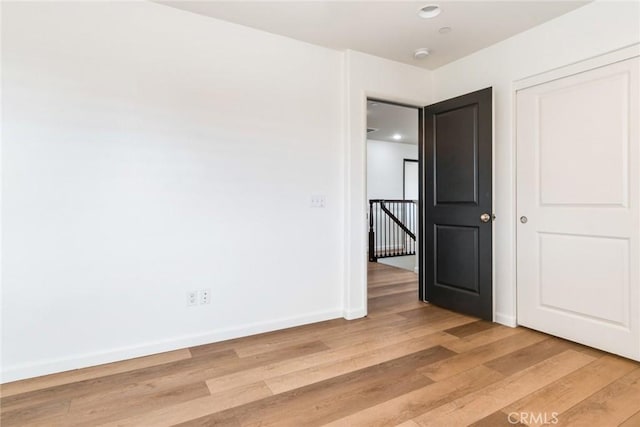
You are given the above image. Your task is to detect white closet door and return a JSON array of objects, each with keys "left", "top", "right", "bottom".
[{"left": 516, "top": 56, "right": 640, "bottom": 361}]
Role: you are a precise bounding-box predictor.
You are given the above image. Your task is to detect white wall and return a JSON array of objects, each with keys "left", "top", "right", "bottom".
[
  {"left": 432, "top": 0, "right": 640, "bottom": 327},
  {"left": 366, "top": 139, "right": 417, "bottom": 201},
  {"left": 1, "top": 1, "right": 346, "bottom": 382},
  {"left": 344, "top": 51, "right": 432, "bottom": 319},
  {"left": 6, "top": 0, "right": 634, "bottom": 383}
]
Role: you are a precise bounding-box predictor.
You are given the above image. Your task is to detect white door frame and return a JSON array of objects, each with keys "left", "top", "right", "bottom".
[
  {"left": 346, "top": 92, "right": 423, "bottom": 320},
  {"left": 348, "top": 90, "right": 497, "bottom": 320}
]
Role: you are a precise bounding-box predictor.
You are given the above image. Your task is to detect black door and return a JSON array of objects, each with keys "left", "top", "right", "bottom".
[{"left": 419, "top": 88, "right": 493, "bottom": 320}]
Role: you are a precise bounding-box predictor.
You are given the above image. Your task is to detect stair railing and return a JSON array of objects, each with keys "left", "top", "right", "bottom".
[{"left": 368, "top": 199, "right": 417, "bottom": 262}]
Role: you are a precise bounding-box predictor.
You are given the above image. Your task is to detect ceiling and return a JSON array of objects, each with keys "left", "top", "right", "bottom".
[
  {"left": 367, "top": 101, "right": 419, "bottom": 145},
  {"left": 159, "top": 1, "right": 589, "bottom": 70}
]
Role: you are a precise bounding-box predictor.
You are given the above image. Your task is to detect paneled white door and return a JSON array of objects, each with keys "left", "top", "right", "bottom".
[{"left": 516, "top": 56, "right": 640, "bottom": 361}]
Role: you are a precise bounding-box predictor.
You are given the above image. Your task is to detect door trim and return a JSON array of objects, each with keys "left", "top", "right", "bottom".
[
  {"left": 514, "top": 43, "right": 639, "bottom": 91},
  {"left": 419, "top": 109, "right": 425, "bottom": 301}
]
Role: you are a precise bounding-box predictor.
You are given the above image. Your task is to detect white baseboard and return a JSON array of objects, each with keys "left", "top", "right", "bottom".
[
  {"left": 1, "top": 308, "right": 343, "bottom": 383},
  {"left": 495, "top": 312, "right": 517, "bottom": 327},
  {"left": 343, "top": 307, "right": 366, "bottom": 320}
]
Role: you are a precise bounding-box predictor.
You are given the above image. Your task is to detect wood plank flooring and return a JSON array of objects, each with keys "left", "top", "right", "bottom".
[{"left": 2, "top": 262, "right": 639, "bottom": 426}]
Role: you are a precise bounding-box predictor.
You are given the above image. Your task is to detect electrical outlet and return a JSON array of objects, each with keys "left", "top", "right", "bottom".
[
  {"left": 200, "top": 288, "right": 211, "bottom": 305},
  {"left": 186, "top": 291, "right": 198, "bottom": 307}
]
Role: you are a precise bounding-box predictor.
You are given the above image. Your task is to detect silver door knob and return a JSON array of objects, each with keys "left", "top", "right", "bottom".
[
  {"left": 520, "top": 216, "right": 528, "bottom": 224},
  {"left": 480, "top": 213, "right": 491, "bottom": 223}
]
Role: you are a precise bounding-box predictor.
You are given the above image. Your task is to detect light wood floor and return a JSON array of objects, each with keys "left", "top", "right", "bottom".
[{"left": 2, "top": 263, "right": 640, "bottom": 426}]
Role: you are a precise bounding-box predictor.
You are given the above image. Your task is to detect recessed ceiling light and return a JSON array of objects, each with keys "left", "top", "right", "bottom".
[
  {"left": 438, "top": 26, "right": 452, "bottom": 34},
  {"left": 418, "top": 4, "right": 441, "bottom": 19},
  {"left": 392, "top": 134, "right": 402, "bottom": 140},
  {"left": 414, "top": 48, "right": 430, "bottom": 60}
]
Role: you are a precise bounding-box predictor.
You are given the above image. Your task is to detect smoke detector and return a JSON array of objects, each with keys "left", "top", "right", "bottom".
[
  {"left": 414, "top": 48, "right": 430, "bottom": 60},
  {"left": 418, "top": 5, "right": 441, "bottom": 19}
]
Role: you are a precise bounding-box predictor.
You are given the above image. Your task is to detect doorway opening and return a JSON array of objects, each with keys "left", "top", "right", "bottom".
[
  {"left": 363, "top": 88, "right": 493, "bottom": 321},
  {"left": 366, "top": 99, "right": 422, "bottom": 313}
]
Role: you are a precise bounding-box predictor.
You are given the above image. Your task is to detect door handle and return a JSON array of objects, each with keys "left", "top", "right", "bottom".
[
  {"left": 480, "top": 213, "right": 491, "bottom": 223},
  {"left": 520, "top": 216, "right": 528, "bottom": 224}
]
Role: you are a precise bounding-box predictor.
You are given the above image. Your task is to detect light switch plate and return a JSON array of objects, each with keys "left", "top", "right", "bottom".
[{"left": 311, "top": 195, "right": 326, "bottom": 208}]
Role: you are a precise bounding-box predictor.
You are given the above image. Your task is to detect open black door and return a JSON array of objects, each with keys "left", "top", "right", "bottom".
[{"left": 419, "top": 88, "right": 493, "bottom": 320}]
